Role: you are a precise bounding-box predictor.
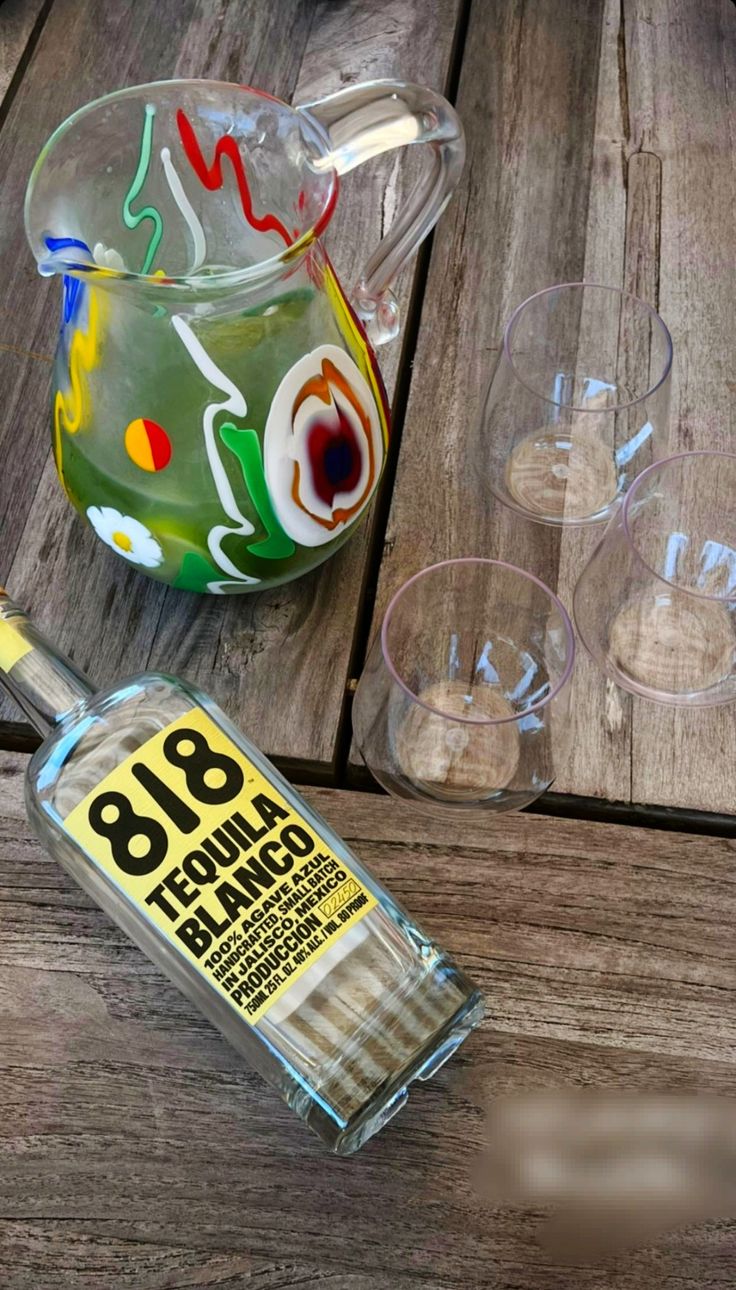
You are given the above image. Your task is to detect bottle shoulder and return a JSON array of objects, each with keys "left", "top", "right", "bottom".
[
  {"left": 28, "top": 672, "right": 199, "bottom": 814},
  {"left": 27, "top": 671, "right": 329, "bottom": 863}
]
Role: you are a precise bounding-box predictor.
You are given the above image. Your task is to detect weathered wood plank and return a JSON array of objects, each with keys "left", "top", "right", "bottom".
[
  {"left": 349, "top": 0, "right": 607, "bottom": 770},
  {"left": 0, "top": 755, "right": 734, "bottom": 1288},
  {"left": 0, "top": 0, "right": 47, "bottom": 106},
  {"left": 555, "top": 19, "right": 665, "bottom": 801},
  {"left": 0, "top": 0, "right": 464, "bottom": 776},
  {"left": 355, "top": 0, "right": 736, "bottom": 815},
  {"left": 555, "top": 0, "right": 631, "bottom": 802},
  {"left": 623, "top": 0, "right": 736, "bottom": 812}
]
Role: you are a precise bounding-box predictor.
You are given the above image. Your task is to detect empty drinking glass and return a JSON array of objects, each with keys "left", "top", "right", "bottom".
[
  {"left": 481, "top": 283, "right": 673, "bottom": 525},
  {"left": 352, "top": 559, "right": 575, "bottom": 815},
  {"left": 574, "top": 451, "right": 736, "bottom": 705}
]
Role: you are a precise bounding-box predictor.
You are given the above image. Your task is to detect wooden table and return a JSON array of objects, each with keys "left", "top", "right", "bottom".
[
  {"left": 1, "top": 1, "right": 735, "bottom": 1286},
  {"left": 0, "top": 749, "right": 734, "bottom": 1289}
]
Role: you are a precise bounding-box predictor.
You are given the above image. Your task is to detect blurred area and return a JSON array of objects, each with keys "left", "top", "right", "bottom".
[{"left": 475, "top": 1090, "right": 736, "bottom": 1260}]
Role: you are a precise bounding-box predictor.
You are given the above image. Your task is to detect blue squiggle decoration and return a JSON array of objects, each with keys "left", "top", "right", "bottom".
[{"left": 44, "top": 235, "right": 92, "bottom": 324}]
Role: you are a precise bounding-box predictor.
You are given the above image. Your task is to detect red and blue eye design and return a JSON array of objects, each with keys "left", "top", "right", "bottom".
[{"left": 263, "top": 345, "right": 385, "bottom": 548}]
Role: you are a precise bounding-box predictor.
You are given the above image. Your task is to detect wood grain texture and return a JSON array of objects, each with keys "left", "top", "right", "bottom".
[
  {"left": 349, "top": 0, "right": 606, "bottom": 770},
  {"left": 0, "top": 0, "right": 463, "bottom": 776},
  {"left": 0, "top": 0, "right": 47, "bottom": 104},
  {"left": 623, "top": 0, "right": 736, "bottom": 810},
  {"left": 555, "top": 0, "right": 631, "bottom": 802},
  {"left": 561, "top": 0, "right": 734, "bottom": 808},
  {"left": 354, "top": 0, "right": 736, "bottom": 816},
  {"left": 0, "top": 752, "right": 734, "bottom": 1288}
]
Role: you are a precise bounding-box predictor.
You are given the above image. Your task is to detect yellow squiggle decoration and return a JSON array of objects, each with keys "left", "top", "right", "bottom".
[
  {"left": 53, "top": 287, "right": 106, "bottom": 493},
  {"left": 323, "top": 262, "right": 389, "bottom": 450}
]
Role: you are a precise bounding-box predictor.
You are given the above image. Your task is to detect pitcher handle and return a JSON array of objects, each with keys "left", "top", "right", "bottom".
[{"left": 296, "top": 79, "right": 464, "bottom": 344}]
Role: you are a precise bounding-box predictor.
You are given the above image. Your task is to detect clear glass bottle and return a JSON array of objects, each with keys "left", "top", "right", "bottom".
[{"left": 0, "top": 592, "right": 483, "bottom": 1153}]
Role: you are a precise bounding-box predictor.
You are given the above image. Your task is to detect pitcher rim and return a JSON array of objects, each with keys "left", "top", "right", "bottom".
[
  {"left": 501, "top": 282, "right": 674, "bottom": 413},
  {"left": 25, "top": 78, "right": 340, "bottom": 294}
]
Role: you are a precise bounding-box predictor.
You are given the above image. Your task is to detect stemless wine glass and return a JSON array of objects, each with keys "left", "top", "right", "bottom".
[
  {"left": 352, "top": 559, "right": 575, "bottom": 816},
  {"left": 481, "top": 283, "right": 673, "bottom": 525},
  {"left": 574, "top": 451, "right": 736, "bottom": 705}
]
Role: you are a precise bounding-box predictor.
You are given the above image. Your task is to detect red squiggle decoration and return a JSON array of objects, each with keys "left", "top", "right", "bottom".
[{"left": 176, "top": 108, "right": 293, "bottom": 247}]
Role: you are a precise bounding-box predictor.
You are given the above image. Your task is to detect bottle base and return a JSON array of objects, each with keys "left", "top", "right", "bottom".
[{"left": 305, "top": 988, "right": 485, "bottom": 1155}]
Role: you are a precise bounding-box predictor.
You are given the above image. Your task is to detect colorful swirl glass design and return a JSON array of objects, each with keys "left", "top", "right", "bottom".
[{"left": 46, "top": 96, "right": 390, "bottom": 593}]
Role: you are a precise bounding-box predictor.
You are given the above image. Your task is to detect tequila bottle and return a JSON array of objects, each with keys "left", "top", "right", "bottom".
[{"left": 0, "top": 592, "right": 483, "bottom": 1153}]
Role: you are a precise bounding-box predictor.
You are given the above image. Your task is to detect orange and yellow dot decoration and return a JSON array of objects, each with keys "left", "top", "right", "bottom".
[{"left": 124, "top": 417, "right": 172, "bottom": 472}]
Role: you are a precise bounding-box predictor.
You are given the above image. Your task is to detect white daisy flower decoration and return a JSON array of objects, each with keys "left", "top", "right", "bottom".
[{"left": 87, "top": 506, "right": 164, "bottom": 568}]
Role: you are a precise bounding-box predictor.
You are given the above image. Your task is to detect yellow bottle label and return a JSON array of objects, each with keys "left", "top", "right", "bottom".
[
  {"left": 64, "top": 707, "right": 377, "bottom": 1024},
  {"left": 0, "top": 619, "right": 32, "bottom": 672}
]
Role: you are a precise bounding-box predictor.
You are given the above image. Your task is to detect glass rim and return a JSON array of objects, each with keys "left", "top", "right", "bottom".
[
  {"left": 380, "top": 557, "right": 576, "bottom": 726},
  {"left": 502, "top": 281, "right": 674, "bottom": 413},
  {"left": 621, "top": 449, "right": 736, "bottom": 602},
  {"left": 24, "top": 78, "right": 340, "bottom": 294}
]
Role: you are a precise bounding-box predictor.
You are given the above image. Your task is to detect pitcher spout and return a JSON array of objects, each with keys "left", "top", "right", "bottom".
[{"left": 35, "top": 237, "right": 126, "bottom": 280}]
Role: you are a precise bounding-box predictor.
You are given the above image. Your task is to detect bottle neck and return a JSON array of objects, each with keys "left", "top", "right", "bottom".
[{"left": 0, "top": 593, "right": 96, "bottom": 739}]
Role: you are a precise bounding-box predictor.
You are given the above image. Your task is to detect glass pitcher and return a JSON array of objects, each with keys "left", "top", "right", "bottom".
[{"left": 25, "top": 79, "right": 463, "bottom": 594}]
